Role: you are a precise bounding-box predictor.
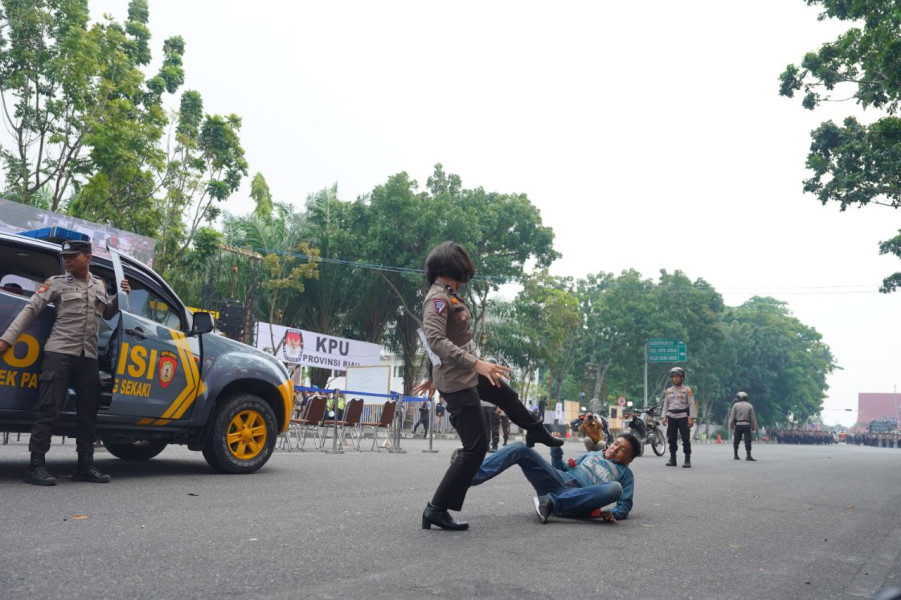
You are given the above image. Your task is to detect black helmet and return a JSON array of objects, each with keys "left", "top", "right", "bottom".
[
  {"left": 669, "top": 367, "right": 685, "bottom": 378},
  {"left": 735, "top": 391, "right": 749, "bottom": 402}
]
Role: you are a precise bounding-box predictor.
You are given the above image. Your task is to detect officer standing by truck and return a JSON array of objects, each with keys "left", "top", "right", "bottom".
[
  {"left": 729, "top": 391, "right": 758, "bottom": 461},
  {"left": 662, "top": 367, "right": 695, "bottom": 468},
  {"left": 0, "top": 239, "right": 129, "bottom": 486}
]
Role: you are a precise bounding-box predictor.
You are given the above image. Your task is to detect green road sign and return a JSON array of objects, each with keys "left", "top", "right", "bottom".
[{"left": 647, "top": 338, "right": 686, "bottom": 362}]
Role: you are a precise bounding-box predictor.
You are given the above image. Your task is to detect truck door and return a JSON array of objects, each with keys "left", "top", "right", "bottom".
[{"left": 108, "top": 250, "right": 203, "bottom": 422}]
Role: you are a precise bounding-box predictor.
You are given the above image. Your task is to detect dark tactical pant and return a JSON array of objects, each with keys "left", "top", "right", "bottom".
[
  {"left": 29, "top": 352, "right": 100, "bottom": 455},
  {"left": 734, "top": 424, "right": 753, "bottom": 453},
  {"left": 482, "top": 406, "right": 500, "bottom": 449},
  {"left": 667, "top": 415, "right": 692, "bottom": 457}
]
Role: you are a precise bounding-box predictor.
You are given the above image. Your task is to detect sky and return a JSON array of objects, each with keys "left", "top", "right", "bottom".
[{"left": 89, "top": 0, "right": 901, "bottom": 427}]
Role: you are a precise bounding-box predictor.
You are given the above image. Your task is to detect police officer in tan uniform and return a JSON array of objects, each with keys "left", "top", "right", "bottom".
[
  {"left": 413, "top": 241, "right": 562, "bottom": 531},
  {"left": 661, "top": 366, "right": 695, "bottom": 468},
  {"left": 729, "top": 391, "right": 757, "bottom": 461},
  {"left": 0, "top": 239, "right": 129, "bottom": 486}
]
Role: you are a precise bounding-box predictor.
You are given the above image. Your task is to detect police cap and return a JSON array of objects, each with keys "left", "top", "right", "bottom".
[
  {"left": 735, "top": 391, "right": 749, "bottom": 401},
  {"left": 59, "top": 239, "right": 93, "bottom": 255}
]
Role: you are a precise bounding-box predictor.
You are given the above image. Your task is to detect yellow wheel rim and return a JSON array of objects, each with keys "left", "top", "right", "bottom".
[{"left": 226, "top": 409, "right": 268, "bottom": 460}]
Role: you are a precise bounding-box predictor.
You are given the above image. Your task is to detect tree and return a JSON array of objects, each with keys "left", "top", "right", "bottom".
[
  {"left": 517, "top": 272, "right": 581, "bottom": 404},
  {"left": 0, "top": 0, "right": 173, "bottom": 210},
  {"left": 779, "top": 0, "right": 901, "bottom": 291},
  {"left": 719, "top": 297, "right": 837, "bottom": 426},
  {"left": 351, "top": 164, "right": 559, "bottom": 394},
  {"left": 576, "top": 270, "right": 665, "bottom": 405}
]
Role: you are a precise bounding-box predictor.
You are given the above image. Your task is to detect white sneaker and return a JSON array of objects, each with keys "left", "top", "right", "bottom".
[{"left": 532, "top": 495, "right": 551, "bottom": 524}]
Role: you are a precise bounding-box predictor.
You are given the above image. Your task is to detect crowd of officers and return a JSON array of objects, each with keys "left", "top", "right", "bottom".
[
  {"left": 769, "top": 429, "right": 836, "bottom": 445},
  {"left": 845, "top": 431, "right": 901, "bottom": 448}
]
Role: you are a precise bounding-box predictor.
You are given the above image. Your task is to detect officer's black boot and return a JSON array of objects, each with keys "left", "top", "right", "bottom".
[
  {"left": 524, "top": 423, "right": 564, "bottom": 448},
  {"left": 746, "top": 451, "right": 756, "bottom": 462},
  {"left": 682, "top": 455, "right": 691, "bottom": 468},
  {"left": 734, "top": 448, "right": 740, "bottom": 460},
  {"left": 665, "top": 453, "right": 677, "bottom": 467},
  {"left": 72, "top": 452, "right": 111, "bottom": 483},
  {"left": 24, "top": 452, "right": 56, "bottom": 486}
]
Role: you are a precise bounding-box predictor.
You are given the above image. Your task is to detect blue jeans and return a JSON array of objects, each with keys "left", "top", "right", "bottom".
[{"left": 471, "top": 442, "right": 622, "bottom": 517}]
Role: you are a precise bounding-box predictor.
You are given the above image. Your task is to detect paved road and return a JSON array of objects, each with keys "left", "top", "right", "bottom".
[{"left": 1, "top": 436, "right": 899, "bottom": 600}]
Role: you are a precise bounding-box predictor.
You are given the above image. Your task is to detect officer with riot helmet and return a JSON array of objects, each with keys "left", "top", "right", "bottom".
[
  {"left": 661, "top": 367, "right": 695, "bottom": 468},
  {"left": 729, "top": 391, "right": 758, "bottom": 461},
  {"left": 0, "top": 239, "right": 129, "bottom": 486}
]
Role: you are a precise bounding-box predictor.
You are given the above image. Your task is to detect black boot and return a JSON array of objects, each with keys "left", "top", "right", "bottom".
[
  {"left": 746, "top": 452, "right": 756, "bottom": 462},
  {"left": 72, "top": 453, "right": 111, "bottom": 483},
  {"left": 525, "top": 424, "right": 564, "bottom": 448},
  {"left": 665, "top": 454, "right": 677, "bottom": 467},
  {"left": 734, "top": 449, "right": 740, "bottom": 460},
  {"left": 682, "top": 456, "right": 691, "bottom": 468},
  {"left": 422, "top": 503, "right": 469, "bottom": 531},
  {"left": 24, "top": 452, "right": 55, "bottom": 486}
]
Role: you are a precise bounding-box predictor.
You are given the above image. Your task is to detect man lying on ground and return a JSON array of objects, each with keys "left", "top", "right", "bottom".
[{"left": 469, "top": 433, "right": 640, "bottom": 523}]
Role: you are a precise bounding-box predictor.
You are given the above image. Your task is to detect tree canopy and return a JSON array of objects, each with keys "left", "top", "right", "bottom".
[{"left": 779, "top": 0, "right": 901, "bottom": 291}]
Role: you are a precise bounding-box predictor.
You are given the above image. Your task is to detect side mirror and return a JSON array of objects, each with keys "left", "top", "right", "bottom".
[{"left": 192, "top": 311, "right": 215, "bottom": 334}]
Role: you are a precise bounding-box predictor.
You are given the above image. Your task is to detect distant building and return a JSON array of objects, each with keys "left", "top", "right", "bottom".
[{"left": 851, "top": 392, "right": 901, "bottom": 433}]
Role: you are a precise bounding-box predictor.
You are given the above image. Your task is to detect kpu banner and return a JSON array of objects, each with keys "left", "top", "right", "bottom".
[{"left": 254, "top": 322, "right": 381, "bottom": 369}]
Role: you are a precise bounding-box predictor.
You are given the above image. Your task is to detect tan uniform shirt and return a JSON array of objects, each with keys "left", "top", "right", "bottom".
[
  {"left": 662, "top": 384, "right": 696, "bottom": 419},
  {"left": 422, "top": 282, "right": 478, "bottom": 394},
  {"left": 729, "top": 401, "right": 757, "bottom": 429},
  {"left": 0, "top": 273, "right": 110, "bottom": 359}
]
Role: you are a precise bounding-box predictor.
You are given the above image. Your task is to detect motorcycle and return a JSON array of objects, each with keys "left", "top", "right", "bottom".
[
  {"left": 570, "top": 409, "right": 613, "bottom": 449},
  {"left": 623, "top": 405, "right": 666, "bottom": 457}
]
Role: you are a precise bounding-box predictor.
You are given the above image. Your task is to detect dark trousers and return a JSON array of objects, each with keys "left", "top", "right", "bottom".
[
  {"left": 483, "top": 407, "right": 499, "bottom": 448},
  {"left": 666, "top": 416, "right": 691, "bottom": 457},
  {"left": 29, "top": 351, "right": 100, "bottom": 455},
  {"left": 413, "top": 417, "right": 429, "bottom": 434},
  {"left": 734, "top": 424, "right": 752, "bottom": 453},
  {"left": 431, "top": 376, "right": 539, "bottom": 511},
  {"left": 499, "top": 415, "right": 510, "bottom": 444}
]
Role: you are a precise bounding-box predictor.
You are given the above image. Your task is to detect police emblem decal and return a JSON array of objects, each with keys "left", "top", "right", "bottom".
[
  {"left": 433, "top": 299, "right": 447, "bottom": 315},
  {"left": 158, "top": 352, "right": 178, "bottom": 388},
  {"left": 37, "top": 281, "right": 50, "bottom": 294}
]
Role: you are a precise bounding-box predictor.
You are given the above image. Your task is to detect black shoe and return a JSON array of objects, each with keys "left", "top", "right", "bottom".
[
  {"left": 746, "top": 455, "right": 756, "bottom": 462},
  {"left": 682, "top": 458, "right": 691, "bottom": 468},
  {"left": 533, "top": 495, "right": 552, "bottom": 524},
  {"left": 488, "top": 446, "right": 498, "bottom": 454},
  {"left": 665, "top": 456, "right": 677, "bottom": 467},
  {"left": 525, "top": 425, "right": 563, "bottom": 448},
  {"left": 422, "top": 504, "right": 469, "bottom": 531},
  {"left": 24, "top": 453, "right": 55, "bottom": 486},
  {"left": 71, "top": 454, "right": 111, "bottom": 483},
  {"left": 734, "top": 453, "right": 740, "bottom": 460}
]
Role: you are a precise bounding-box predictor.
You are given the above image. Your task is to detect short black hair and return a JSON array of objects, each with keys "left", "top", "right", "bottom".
[
  {"left": 619, "top": 432, "right": 641, "bottom": 459},
  {"left": 424, "top": 241, "right": 476, "bottom": 285}
]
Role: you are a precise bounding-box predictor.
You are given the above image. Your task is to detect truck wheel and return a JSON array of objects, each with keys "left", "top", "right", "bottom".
[
  {"left": 103, "top": 439, "right": 168, "bottom": 461},
  {"left": 202, "top": 394, "right": 277, "bottom": 474}
]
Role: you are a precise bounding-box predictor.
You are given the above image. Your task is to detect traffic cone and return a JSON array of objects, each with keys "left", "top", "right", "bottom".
[{"left": 716, "top": 434, "right": 723, "bottom": 444}]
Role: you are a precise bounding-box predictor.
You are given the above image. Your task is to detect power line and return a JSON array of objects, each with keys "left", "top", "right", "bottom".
[{"left": 225, "top": 243, "right": 887, "bottom": 293}]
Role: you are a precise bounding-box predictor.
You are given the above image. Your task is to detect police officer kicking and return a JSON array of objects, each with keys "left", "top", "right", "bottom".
[
  {"left": 0, "top": 239, "right": 129, "bottom": 486},
  {"left": 661, "top": 367, "right": 695, "bottom": 468},
  {"left": 729, "top": 391, "right": 757, "bottom": 461}
]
